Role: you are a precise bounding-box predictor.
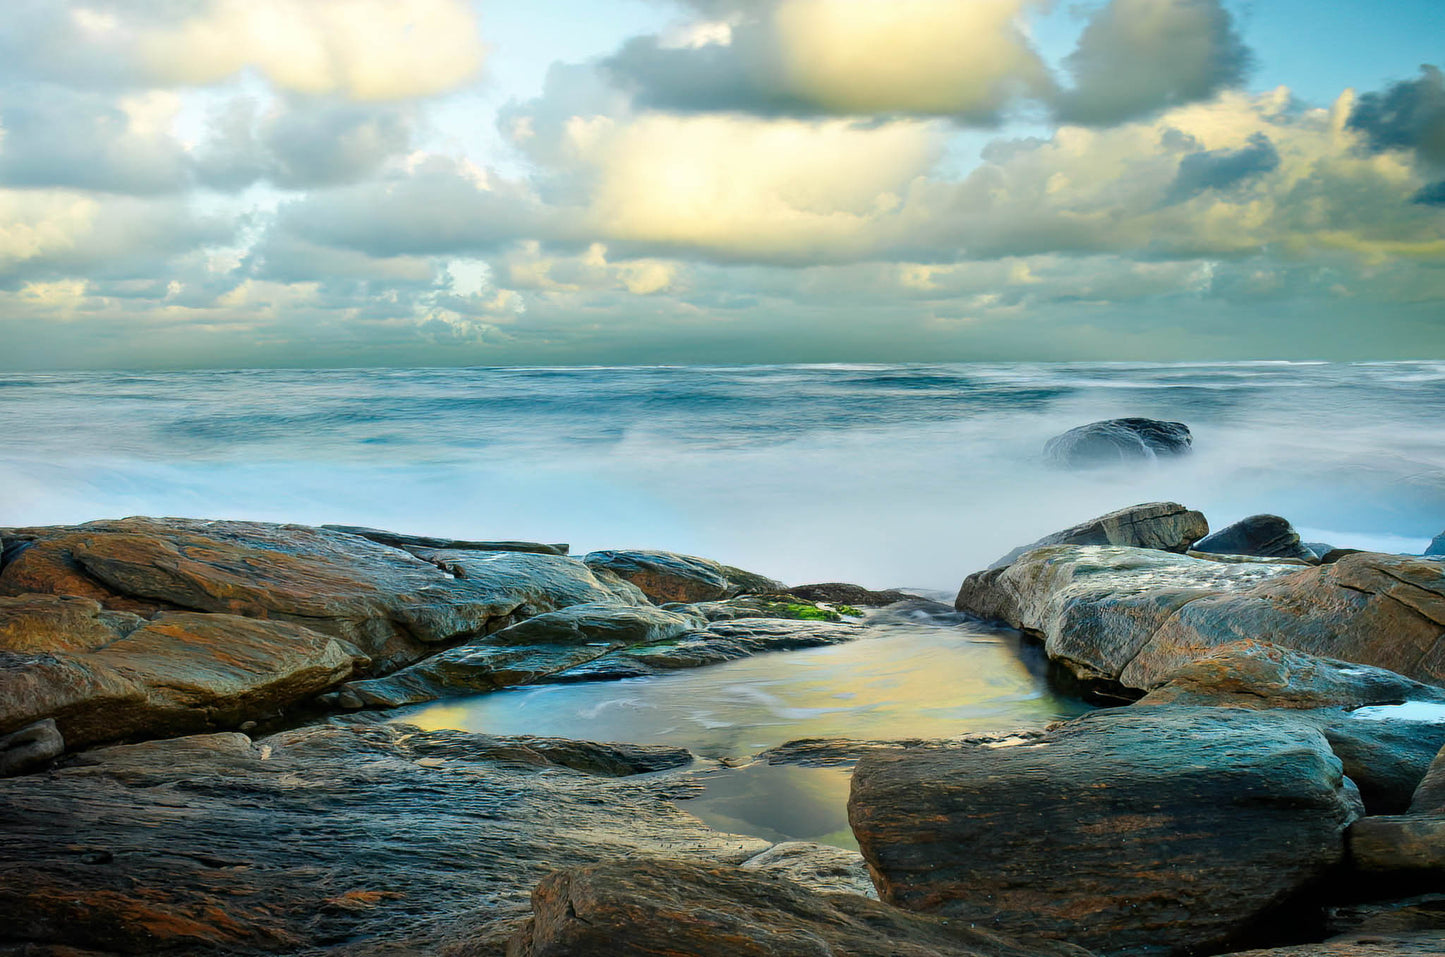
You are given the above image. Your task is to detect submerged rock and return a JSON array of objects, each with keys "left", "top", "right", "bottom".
[
  {"left": 507, "top": 858, "right": 1093, "bottom": 957},
  {"left": 1193, "top": 514, "right": 1318, "bottom": 563},
  {"left": 582, "top": 549, "right": 782, "bottom": 603},
  {"left": 1043, "top": 417, "right": 1192, "bottom": 468},
  {"left": 0, "top": 721, "right": 770, "bottom": 955},
  {"left": 849, "top": 706, "right": 1362, "bottom": 956},
  {"left": 988, "top": 501, "right": 1209, "bottom": 569}
]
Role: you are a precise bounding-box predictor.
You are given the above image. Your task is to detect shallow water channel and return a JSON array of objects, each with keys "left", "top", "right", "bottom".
[{"left": 394, "top": 610, "right": 1091, "bottom": 849}]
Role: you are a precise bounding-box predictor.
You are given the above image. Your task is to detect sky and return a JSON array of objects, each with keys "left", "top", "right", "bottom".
[{"left": 0, "top": 0, "right": 1442, "bottom": 369}]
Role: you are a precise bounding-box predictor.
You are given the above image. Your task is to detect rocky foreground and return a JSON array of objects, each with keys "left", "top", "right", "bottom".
[{"left": 2, "top": 510, "right": 1445, "bottom": 955}]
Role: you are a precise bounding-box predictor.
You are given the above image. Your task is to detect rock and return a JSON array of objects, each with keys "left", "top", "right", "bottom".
[
  {"left": 1216, "top": 933, "right": 1445, "bottom": 955},
  {"left": 399, "top": 728, "right": 694, "bottom": 776},
  {"left": 0, "top": 722, "right": 771, "bottom": 955},
  {"left": 675, "top": 595, "right": 853, "bottom": 622},
  {"left": 1318, "top": 715, "right": 1445, "bottom": 814},
  {"left": 1303, "top": 542, "right": 1336, "bottom": 561},
  {"left": 1137, "top": 641, "right": 1445, "bottom": 712},
  {"left": 1427, "top": 532, "right": 1445, "bottom": 558},
  {"left": 1193, "top": 514, "right": 1319, "bottom": 563},
  {"left": 1, "top": 605, "right": 366, "bottom": 748},
  {"left": 0, "top": 518, "right": 604, "bottom": 672},
  {"left": 506, "top": 858, "right": 1093, "bottom": 957},
  {"left": 740, "top": 842, "right": 879, "bottom": 900},
  {"left": 957, "top": 546, "right": 1445, "bottom": 694},
  {"left": 332, "top": 644, "right": 610, "bottom": 709},
  {"left": 582, "top": 549, "right": 781, "bottom": 603},
  {"left": 785, "top": 583, "right": 914, "bottom": 607},
  {"left": 849, "top": 707, "right": 1363, "bottom": 956},
  {"left": 322, "top": 524, "right": 569, "bottom": 555},
  {"left": 988, "top": 501, "right": 1209, "bottom": 569},
  {"left": 548, "top": 617, "right": 862, "bottom": 681},
  {"left": 0, "top": 718, "right": 63, "bottom": 776},
  {"left": 487, "top": 601, "right": 701, "bottom": 647},
  {"left": 406, "top": 547, "right": 649, "bottom": 616},
  {"left": 1350, "top": 813, "right": 1445, "bottom": 873},
  {"left": 1043, "top": 417, "right": 1192, "bottom": 468},
  {"left": 1410, "top": 741, "right": 1445, "bottom": 812}
]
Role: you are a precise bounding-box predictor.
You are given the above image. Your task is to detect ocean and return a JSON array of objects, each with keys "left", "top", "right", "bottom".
[{"left": 3, "top": 361, "right": 1440, "bottom": 589}]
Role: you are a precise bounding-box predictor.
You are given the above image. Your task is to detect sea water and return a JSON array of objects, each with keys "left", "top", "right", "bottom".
[{"left": 4, "top": 361, "right": 1442, "bottom": 846}]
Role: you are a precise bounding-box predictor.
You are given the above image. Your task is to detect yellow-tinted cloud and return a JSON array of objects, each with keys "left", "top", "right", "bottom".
[{"left": 132, "top": 0, "right": 484, "bottom": 100}]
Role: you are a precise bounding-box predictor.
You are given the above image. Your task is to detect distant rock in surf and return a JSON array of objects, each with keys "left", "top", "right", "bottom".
[
  {"left": 1043, "top": 417, "right": 1192, "bottom": 467},
  {"left": 1428, "top": 530, "right": 1445, "bottom": 557}
]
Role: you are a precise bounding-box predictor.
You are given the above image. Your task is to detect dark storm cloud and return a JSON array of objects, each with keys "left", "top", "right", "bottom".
[
  {"left": 1051, "top": 0, "right": 1251, "bottom": 126},
  {"left": 1414, "top": 181, "right": 1445, "bottom": 206},
  {"left": 1348, "top": 65, "right": 1445, "bottom": 166},
  {"left": 1164, "top": 132, "right": 1280, "bottom": 204}
]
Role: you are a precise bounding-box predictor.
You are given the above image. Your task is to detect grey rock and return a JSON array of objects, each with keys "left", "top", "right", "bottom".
[
  {"left": 0, "top": 718, "right": 63, "bottom": 776},
  {"left": 487, "top": 601, "right": 702, "bottom": 647},
  {"left": 989, "top": 501, "right": 1209, "bottom": 569},
  {"left": 1194, "top": 514, "right": 1318, "bottom": 563},
  {"left": 1428, "top": 531, "right": 1445, "bottom": 558},
  {"left": 740, "top": 841, "right": 879, "bottom": 900},
  {"left": 785, "top": 583, "right": 914, "bottom": 606},
  {"left": 1043, "top": 417, "right": 1192, "bottom": 468},
  {"left": 322, "top": 524, "right": 569, "bottom": 555},
  {"left": 582, "top": 549, "right": 782, "bottom": 603},
  {"left": 850, "top": 706, "right": 1363, "bottom": 956}
]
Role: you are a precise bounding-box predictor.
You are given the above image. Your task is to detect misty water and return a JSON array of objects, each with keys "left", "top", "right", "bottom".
[{"left": 5, "top": 361, "right": 1443, "bottom": 847}]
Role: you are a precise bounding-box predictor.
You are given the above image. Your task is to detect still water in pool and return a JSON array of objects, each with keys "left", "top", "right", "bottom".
[{"left": 394, "top": 611, "right": 1091, "bottom": 849}]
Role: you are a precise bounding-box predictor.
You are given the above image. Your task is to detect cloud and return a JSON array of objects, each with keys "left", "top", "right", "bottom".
[
  {"left": 0, "top": 0, "right": 485, "bottom": 100},
  {"left": 1163, "top": 131, "right": 1280, "bottom": 204},
  {"left": 195, "top": 96, "right": 414, "bottom": 190},
  {"left": 1052, "top": 0, "right": 1251, "bottom": 125},
  {"left": 603, "top": 0, "right": 1051, "bottom": 123},
  {"left": 0, "top": 87, "right": 190, "bottom": 194},
  {"left": 1348, "top": 65, "right": 1445, "bottom": 166}
]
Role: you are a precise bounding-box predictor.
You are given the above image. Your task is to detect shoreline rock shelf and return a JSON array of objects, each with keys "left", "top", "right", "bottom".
[{"left": 3, "top": 509, "right": 1445, "bottom": 955}]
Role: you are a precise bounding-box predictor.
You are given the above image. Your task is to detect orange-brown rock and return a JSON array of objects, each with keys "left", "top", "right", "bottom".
[{"left": 507, "top": 858, "right": 1094, "bottom": 957}]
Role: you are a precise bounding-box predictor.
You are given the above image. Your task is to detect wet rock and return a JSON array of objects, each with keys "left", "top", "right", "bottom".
[
  {"left": 506, "top": 858, "right": 1094, "bottom": 957},
  {"left": 322, "top": 524, "right": 569, "bottom": 555},
  {"left": 398, "top": 728, "right": 693, "bottom": 776},
  {"left": 1319, "top": 715, "right": 1445, "bottom": 814},
  {"left": 1216, "top": 933, "right": 1445, "bottom": 955},
  {"left": 785, "top": 583, "right": 914, "bottom": 607},
  {"left": 1350, "top": 813, "right": 1445, "bottom": 874},
  {"left": 332, "top": 644, "right": 609, "bottom": 709},
  {"left": 1194, "top": 514, "right": 1319, "bottom": 563},
  {"left": 487, "top": 601, "right": 701, "bottom": 647},
  {"left": 2, "top": 606, "right": 364, "bottom": 748},
  {"left": 957, "top": 546, "right": 1445, "bottom": 694},
  {"left": 989, "top": 501, "right": 1209, "bottom": 569},
  {"left": 582, "top": 549, "right": 780, "bottom": 603},
  {"left": 549, "top": 617, "right": 862, "bottom": 681},
  {"left": 0, "top": 718, "right": 63, "bottom": 776},
  {"left": 1043, "top": 417, "right": 1192, "bottom": 468},
  {"left": 1137, "top": 641, "right": 1445, "bottom": 712},
  {"left": 740, "top": 842, "right": 879, "bottom": 900},
  {"left": 849, "top": 707, "right": 1362, "bottom": 956},
  {"left": 1410, "top": 741, "right": 1445, "bottom": 812},
  {"left": 0, "top": 722, "right": 770, "bottom": 956}
]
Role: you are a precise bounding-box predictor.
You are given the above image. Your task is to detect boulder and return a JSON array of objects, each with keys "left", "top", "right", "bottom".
[
  {"left": 1043, "top": 417, "right": 1192, "bottom": 468},
  {"left": 849, "top": 707, "right": 1362, "bottom": 956},
  {"left": 0, "top": 718, "right": 63, "bottom": 776},
  {"left": 1410, "top": 741, "right": 1445, "bottom": 812},
  {"left": 506, "top": 858, "right": 1093, "bottom": 957},
  {"left": 1193, "top": 514, "right": 1318, "bottom": 563},
  {"left": 0, "top": 518, "right": 616, "bottom": 672},
  {"left": 1350, "top": 813, "right": 1445, "bottom": 873},
  {"left": 1427, "top": 532, "right": 1445, "bottom": 558},
  {"left": 0, "top": 722, "right": 772, "bottom": 955},
  {"left": 957, "top": 546, "right": 1445, "bottom": 694},
  {"left": 582, "top": 549, "right": 781, "bottom": 603},
  {"left": 988, "top": 501, "right": 1209, "bottom": 569},
  {"left": 486, "top": 601, "right": 701, "bottom": 647},
  {"left": 1, "top": 601, "right": 366, "bottom": 747}
]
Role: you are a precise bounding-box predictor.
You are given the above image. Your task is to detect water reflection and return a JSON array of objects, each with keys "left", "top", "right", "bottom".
[{"left": 397, "top": 617, "right": 1090, "bottom": 849}]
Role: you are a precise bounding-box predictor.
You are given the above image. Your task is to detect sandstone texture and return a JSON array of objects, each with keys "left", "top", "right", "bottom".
[
  {"left": 582, "top": 548, "right": 783, "bottom": 603},
  {"left": 989, "top": 501, "right": 1209, "bottom": 569},
  {"left": 1194, "top": 513, "right": 1319, "bottom": 563}
]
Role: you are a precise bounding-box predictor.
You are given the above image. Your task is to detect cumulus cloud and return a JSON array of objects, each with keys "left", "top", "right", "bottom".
[
  {"left": 1348, "top": 65, "right": 1445, "bottom": 166},
  {"left": 603, "top": 0, "right": 1052, "bottom": 122},
  {"left": 0, "top": 0, "right": 485, "bottom": 100},
  {"left": 1163, "top": 131, "right": 1279, "bottom": 204},
  {"left": 1052, "top": 0, "right": 1251, "bottom": 125}
]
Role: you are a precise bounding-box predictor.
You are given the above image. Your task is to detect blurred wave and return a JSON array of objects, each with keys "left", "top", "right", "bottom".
[{"left": 1, "top": 361, "right": 1442, "bottom": 589}]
